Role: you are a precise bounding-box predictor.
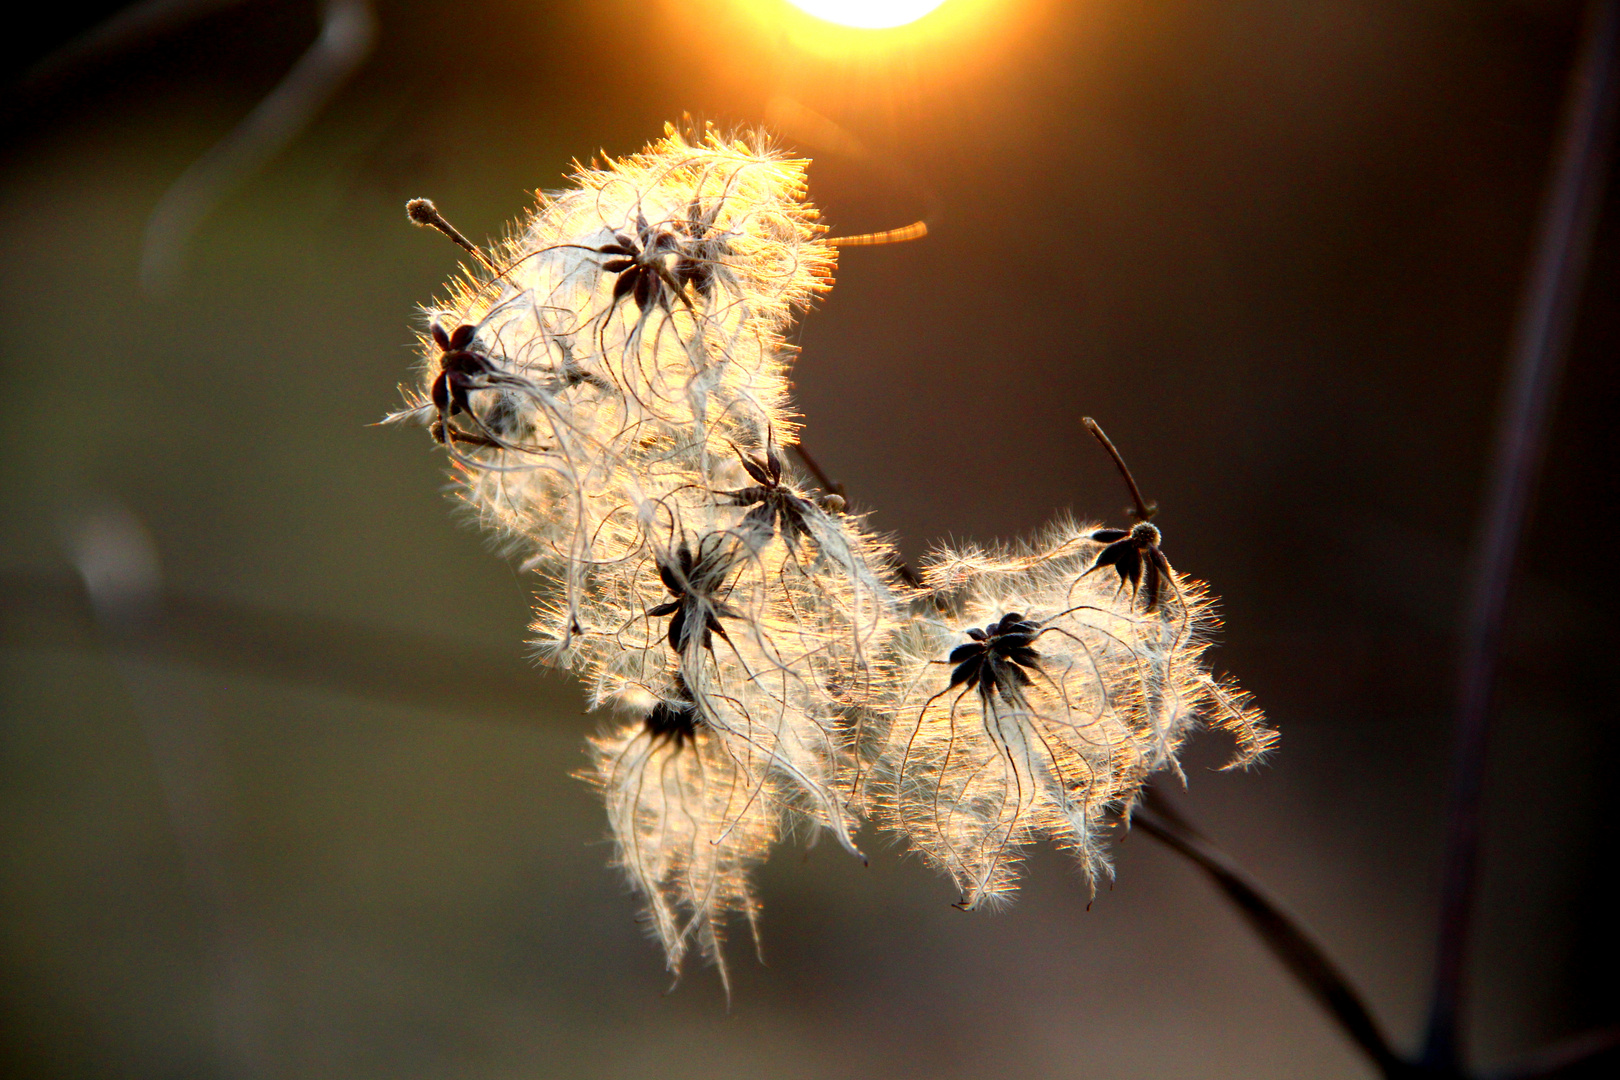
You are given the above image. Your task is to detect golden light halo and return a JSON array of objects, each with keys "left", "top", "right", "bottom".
[{"left": 783, "top": 0, "right": 949, "bottom": 30}]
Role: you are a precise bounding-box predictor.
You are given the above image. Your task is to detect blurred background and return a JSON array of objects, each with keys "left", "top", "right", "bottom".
[{"left": 1, "top": 1, "right": 1615, "bottom": 1077}]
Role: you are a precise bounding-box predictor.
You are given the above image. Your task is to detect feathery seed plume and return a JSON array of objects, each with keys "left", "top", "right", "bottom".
[{"left": 387, "top": 123, "right": 1270, "bottom": 987}]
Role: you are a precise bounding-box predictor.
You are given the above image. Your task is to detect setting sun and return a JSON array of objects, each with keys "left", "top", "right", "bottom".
[{"left": 783, "top": 0, "right": 948, "bottom": 29}]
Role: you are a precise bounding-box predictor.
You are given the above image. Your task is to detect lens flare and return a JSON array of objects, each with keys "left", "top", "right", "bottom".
[{"left": 784, "top": 0, "right": 948, "bottom": 30}]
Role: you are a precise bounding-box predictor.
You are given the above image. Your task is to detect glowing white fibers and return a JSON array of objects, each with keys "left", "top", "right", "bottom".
[{"left": 387, "top": 124, "right": 1272, "bottom": 989}]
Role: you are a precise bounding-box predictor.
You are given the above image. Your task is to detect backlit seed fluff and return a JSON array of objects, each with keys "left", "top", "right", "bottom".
[
  {"left": 387, "top": 125, "right": 1272, "bottom": 987},
  {"left": 872, "top": 521, "right": 1272, "bottom": 910}
]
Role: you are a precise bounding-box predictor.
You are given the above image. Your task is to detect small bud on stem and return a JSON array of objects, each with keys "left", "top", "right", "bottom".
[
  {"left": 1083, "top": 416, "right": 1158, "bottom": 522},
  {"left": 405, "top": 197, "right": 499, "bottom": 275}
]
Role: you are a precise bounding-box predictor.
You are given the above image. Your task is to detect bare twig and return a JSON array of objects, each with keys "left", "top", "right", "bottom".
[
  {"left": 1082, "top": 417, "right": 1157, "bottom": 522},
  {"left": 1424, "top": 1, "right": 1620, "bottom": 1069},
  {"left": 1135, "top": 789, "right": 1409, "bottom": 1077},
  {"left": 0, "top": 568, "right": 554, "bottom": 721},
  {"left": 140, "top": 0, "right": 375, "bottom": 293},
  {"left": 1485, "top": 1026, "right": 1620, "bottom": 1080}
]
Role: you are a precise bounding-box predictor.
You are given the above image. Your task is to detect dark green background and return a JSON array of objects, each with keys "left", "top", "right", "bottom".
[{"left": 2, "top": 1, "right": 1614, "bottom": 1077}]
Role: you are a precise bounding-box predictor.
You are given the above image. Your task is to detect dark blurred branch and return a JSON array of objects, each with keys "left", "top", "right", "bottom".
[
  {"left": 1, "top": 568, "right": 557, "bottom": 724},
  {"left": 140, "top": 0, "right": 375, "bottom": 293},
  {"left": 13, "top": 0, "right": 375, "bottom": 292},
  {"left": 65, "top": 505, "right": 273, "bottom": 1078},
  {"left": 1425, "top": 1, "right": 1620, "bottom": 1070},
  {"left": 1485, "top": 1026, "right": 1620, "bottom": 1080},
  {"left": 1135, "top": 788, "right": 1409, "bottom": 1078},
  {"left": 19, "top": 0, "right": 248, "bottom": 94}
]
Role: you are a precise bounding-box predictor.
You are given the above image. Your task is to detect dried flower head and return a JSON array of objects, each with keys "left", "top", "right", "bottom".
[
  {"left": 871, "top": 522, "right": 1273, "bottom": 909},
  {"left": 583, "top": 686, "right": 775, "bottom": 995},
  {"left": 388, "top": 123, "right": 1270, "bottom": 989}
]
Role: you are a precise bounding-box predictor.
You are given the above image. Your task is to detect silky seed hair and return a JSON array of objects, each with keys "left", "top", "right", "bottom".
[
  {"left": 871, "top": 521, "right": 1271, "bottom": 910},
  {"left": 388, "top": 122, "right": 1270, "bottom": 987}
]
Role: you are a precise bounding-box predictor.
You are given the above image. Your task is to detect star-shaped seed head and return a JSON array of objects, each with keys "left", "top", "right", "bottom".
[
  {"left": 947, "top": 612, "right": 1043, "bottom": 703},
  {"left": 721, "top": 438, "right": 818, "bottom": 550},
  {"left": 1086, "top": 521, "right": 1172, "bottom": 612},
  {"left": 646, "top": 538, "right": 741, "bottom": 653}
]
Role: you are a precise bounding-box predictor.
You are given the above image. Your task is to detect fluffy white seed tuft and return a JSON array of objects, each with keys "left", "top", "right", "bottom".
[{"left": 389, "top": 126, "right": 1271, "bottom": 986}]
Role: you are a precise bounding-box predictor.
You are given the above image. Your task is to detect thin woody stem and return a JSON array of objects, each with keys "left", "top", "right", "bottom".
[
  {"left": 789, "top": 439, "right": 845, "bottom": 498},
  {"left": 1135, "top": 789, "right": 1410, "bottom": 1078},
  {"left": 1082, "top": 417, "right": 1156, "bottom": 522},
  {"left": 406, "top": 198, "right": 500, "bottom": 275},
  {"left": 789, "top": 439, "right": 924, "bottom": 588}
]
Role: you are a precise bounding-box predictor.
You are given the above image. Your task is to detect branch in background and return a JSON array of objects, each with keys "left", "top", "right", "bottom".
[
  {"left": 1425, "top": 1, "right": 1620, "bottom": 1069},
  {"left": 1486, "top": 1027, "right": 1620, "bottom": 1080},
  {"left": 0, "top": 569, "right": 557, "bottom": 723},
  {"left": 14, "top": 0, "right": 378, "bottom": 291},
  {"left": 139, "top": 0, "right": 375, "bottom": 293},
  {"left": 64, "top": 505, "right": 273, "bottom": 1078},
  {"left": 19, "top": 0, "right": 249, "bottom": 94}
]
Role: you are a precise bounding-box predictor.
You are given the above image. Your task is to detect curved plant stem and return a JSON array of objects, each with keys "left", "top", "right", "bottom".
[{"left": 1135, "top": 789, "right": 1410, "bottom": 1077}]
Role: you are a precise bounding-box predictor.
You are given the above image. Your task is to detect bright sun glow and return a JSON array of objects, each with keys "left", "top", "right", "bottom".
[{"left": 785, "top": 0, "right": 948, "bottom": 29}]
